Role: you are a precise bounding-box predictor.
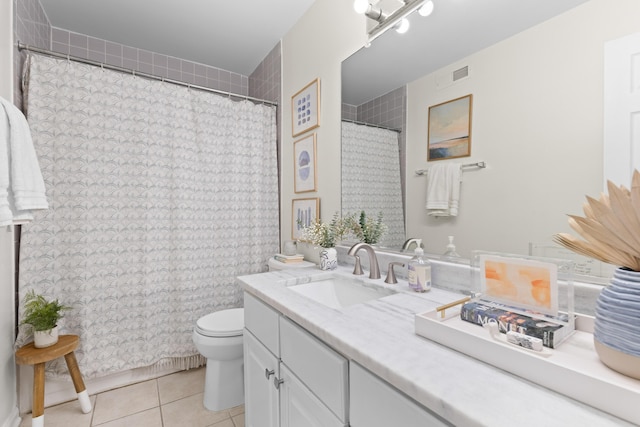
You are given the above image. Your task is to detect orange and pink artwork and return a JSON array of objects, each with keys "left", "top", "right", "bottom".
[{"left": 480, "top": 256, "right": 558, "bottom": 315}]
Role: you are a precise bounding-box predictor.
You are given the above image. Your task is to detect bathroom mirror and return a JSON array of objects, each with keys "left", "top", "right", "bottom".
[{"left": 340, "top": 0, "right": 624, "bottom": 277}]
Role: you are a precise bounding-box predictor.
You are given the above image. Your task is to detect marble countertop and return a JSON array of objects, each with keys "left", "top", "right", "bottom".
[{"left": 238, "top": 265, "right": 631, "bottom": 426}]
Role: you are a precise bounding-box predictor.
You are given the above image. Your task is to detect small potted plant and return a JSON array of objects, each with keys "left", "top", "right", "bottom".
[
  {"left": 346, "top": 211, "right": 388, "bottom": 245},
  {"left": 298, "top": 212, "right": 350, "bottom": 270},
  {"left": 20, "top": 290, "right": 71, "bottom": 348}
]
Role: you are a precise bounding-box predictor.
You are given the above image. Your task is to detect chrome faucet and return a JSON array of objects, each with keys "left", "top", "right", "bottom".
[
  {"left": 401, "top": 238, "right": 423, "bottom": 252},
  {"left": 347, "top": 243, "right": 380, "bottom": 279}
]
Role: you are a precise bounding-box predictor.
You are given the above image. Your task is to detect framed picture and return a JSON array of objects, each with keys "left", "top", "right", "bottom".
[
  {"left": 479, "top": 254, "right": 558, "bottom": 316},
  {"left": 427, "top": 94, "right": 472, "bottom": 161},
  {"left": 292, "top": 197, "right": 319, "bottom": 239},
  {"left": 292, "top": 78, "right": 320, "bottom": 137},
  {"left": 294, "top": 133, "right": 317, "bottom": 193}
]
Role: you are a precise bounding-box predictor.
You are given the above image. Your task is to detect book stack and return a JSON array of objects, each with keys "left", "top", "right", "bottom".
[
  {"left": 273, "top": 253, "right": 305, "bottom": 264},
  {"left": 460, "top": 300, "right": 571, "bottom": 349}
]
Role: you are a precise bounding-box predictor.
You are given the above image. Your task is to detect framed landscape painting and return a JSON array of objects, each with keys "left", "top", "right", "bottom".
[{"left": 427, "top": 94, "right": 472, "bottom": 161}]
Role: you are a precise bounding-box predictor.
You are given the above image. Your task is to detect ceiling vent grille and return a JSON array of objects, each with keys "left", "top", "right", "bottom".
[{"left": 453, "top": 65, "right": 469, "bottom": 81}]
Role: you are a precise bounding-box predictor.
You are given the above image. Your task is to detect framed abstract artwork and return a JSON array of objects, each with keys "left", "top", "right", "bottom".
[
  {"left": 292, "top": 197, "right": 319, "bottom": 239},
  {"left": 427, "top": 94, "right": 472, "bottom": 161},
  {"left": 292, "top": 78, "right": 320, "bottom": 137},
  {"left": 293, "top": 133, "right": 317, "bottom": 193}
]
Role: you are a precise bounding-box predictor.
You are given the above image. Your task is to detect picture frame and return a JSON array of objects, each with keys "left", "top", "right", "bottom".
[
  {"left": 478, "top": 254, "right": 559, "bottom": 316},
  {"left": 291, "top": 78, "right": 320, "bottom": 137},
  {"left": 293, "top": 133, "right": 317, "bottom": 193},
  {"left": 292, "top": 197, "right": 319, "bottom": 240},
  {"left": 427, "top": 94, "right": 472, "bottom": 161}
]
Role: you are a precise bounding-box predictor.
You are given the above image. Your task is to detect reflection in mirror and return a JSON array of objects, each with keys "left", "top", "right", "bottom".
[{"left": 341, "top": 120, "right": 405, "bottom": 248}]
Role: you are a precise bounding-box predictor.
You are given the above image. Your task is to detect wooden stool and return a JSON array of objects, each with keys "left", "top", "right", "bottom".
[{"left": 15, "top": 335, "right": 92, "bottom": 427}]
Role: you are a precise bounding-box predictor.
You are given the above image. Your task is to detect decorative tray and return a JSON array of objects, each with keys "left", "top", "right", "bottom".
[{"left": 414, "top": 303, "right": 640, "bottom": 425}]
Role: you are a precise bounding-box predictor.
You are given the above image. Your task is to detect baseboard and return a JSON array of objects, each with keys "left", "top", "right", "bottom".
[{"left": 1, "top": 406, "right": 21, "bottom": 427}]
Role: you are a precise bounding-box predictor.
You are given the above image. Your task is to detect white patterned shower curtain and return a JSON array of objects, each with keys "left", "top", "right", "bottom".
[
  {"left": 17, "top": 54, "right": 279, "bottom": 379},
  {"left": 341, "top": 121, "right": 404, "bottom": 249}
]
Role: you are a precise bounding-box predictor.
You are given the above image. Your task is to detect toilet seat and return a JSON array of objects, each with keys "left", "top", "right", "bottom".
[{"left": 195, "top": 308, "right": 244, "bottom": 338}]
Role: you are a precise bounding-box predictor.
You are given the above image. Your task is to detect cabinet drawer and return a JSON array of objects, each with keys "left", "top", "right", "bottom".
[
  {"left": 350, "top": 362, "right": 452, "bottom": 427},
  {"left": 279, "top": 317, "right": 348, "bottom": 422},
  {"left": 244, "top": 292, "right": 280, "bottom": 357}
]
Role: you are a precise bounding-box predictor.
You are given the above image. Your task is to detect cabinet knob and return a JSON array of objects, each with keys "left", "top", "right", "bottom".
[
  {"left": 273, "top": 376, "right": 284, "bottom": 390},
  {"left": 265, "top": 368, "right": 275, "bottom": 379}
]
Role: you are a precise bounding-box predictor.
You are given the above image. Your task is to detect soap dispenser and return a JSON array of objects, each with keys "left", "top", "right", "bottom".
[
  {"left": 408, "top": 248, "right": 431, "bottom": 292},
  {"left": 444, "top": 236, "right": 460, "bottom": 258}
]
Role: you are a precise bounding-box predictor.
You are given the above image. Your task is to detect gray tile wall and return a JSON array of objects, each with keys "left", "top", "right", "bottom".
[
  {"left": 12, "top": 1, "right": 290, "bottom": 110},
  {"left": 48, "top": 27, "right": 249, "bottom": 96}
]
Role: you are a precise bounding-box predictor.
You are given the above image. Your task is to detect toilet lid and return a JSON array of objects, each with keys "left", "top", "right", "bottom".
[{"left": 196, "top": 308, "right": 244, "bottom": 337}]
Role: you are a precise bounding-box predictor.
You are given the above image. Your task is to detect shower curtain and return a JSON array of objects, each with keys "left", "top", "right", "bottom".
[
  {"left": 341, "top": 121, "right": 404, "bottom": 249},
  {"left": 17, "top": 54, "right": 279, "bottom": 378}
]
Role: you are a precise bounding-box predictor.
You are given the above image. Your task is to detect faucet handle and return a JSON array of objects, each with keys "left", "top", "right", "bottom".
[
  {"left": 353, "top": 255, "right": 364, "bottom": 275},
  {"left": 384, "top": 262, "right": 405, "bottom": 284}
]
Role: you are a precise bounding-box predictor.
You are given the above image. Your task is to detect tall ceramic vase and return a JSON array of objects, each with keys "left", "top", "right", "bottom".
[
  {"left": 593, "top": 267, "right": 640, "bottom": 379},
  {"left": 319, "top": 247, "right": 337, "bottom": 271}
]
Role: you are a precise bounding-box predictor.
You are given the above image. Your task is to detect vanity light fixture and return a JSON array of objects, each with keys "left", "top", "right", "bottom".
[{"left": 354, "top": 0, "right": 432, "bottom": 44}]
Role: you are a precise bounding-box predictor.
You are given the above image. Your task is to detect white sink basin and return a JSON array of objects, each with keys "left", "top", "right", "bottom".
[{"left": 289, "top": 276, "right": 396, "bottom": 309}]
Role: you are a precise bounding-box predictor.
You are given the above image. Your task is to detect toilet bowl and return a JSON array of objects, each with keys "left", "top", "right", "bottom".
[{"left": 192, "top": 308, "right": 244, "bottom": 411}]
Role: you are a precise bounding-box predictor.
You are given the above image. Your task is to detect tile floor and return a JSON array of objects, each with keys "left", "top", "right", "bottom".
[{"left": 19, "top": 367, "right": 244, "bottom": 427}]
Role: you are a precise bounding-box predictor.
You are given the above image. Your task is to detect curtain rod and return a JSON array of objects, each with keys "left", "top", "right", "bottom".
[
  {"left": 342, "top": 119, "right": 401, "bottom": 133},
  {"left": 17, "top": 42, "right": 278, "bottom": 107}
]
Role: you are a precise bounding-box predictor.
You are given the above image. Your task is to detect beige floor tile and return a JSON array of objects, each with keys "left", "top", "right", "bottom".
[
  {"left": 19, "top": 396, "right": 96, "bottom": 427},
  {"left": 93, "top": 407, "right": 162, "bottom": 427},
  {"left": 209, "top": 420, "right": 234, "bottom": 427},
  {"left": 157, "top": 367, "right": 206, "bottom": 404},
  {"left": 161, "top": 393, "right": 230, "bottom": 427},
  {"left": 228, "top": 405, "right": 244, "bottom": 417},
  {"left": 231, "top": 413, "right": 245, "bottom": 427},
  {"left": 92, "top": 380, "right": 159, "bottom": 425}
]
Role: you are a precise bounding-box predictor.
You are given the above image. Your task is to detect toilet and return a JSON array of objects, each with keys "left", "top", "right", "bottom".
[{"left": 192, "top": 308, "right": 244, "bottom": 411}]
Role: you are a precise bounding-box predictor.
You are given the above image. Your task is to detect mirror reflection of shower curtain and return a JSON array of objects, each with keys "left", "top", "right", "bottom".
[
  {"left": 17, "top": 54, "right": 279, "bottom": 379},
  {"left": 341, "top": 121, "right": 405, "bottom": 248}
]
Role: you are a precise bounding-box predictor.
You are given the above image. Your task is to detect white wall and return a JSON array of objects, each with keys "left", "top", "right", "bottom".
[
  {"left": 405, "top": 0, "right": 640, "bottom": 258},
  {"left": 280, "top": 0, "right": 366, "bottom": 249},
  {"left": 0, "top": 0, "right": 20, "bottom": 424}
]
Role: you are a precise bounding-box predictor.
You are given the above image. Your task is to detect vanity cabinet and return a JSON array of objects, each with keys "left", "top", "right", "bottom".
[
  {"left": 350, "top": 362, "right": 453, "bottom": 427},
  {"left": 244, "top": 292, "right": 348, "bottom": 427}
]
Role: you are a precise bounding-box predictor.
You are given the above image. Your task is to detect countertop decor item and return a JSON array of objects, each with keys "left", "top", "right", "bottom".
[
  {"left": 553, "top": 170, "right": 640, "bottom": 379},
  {"left": 297, "top": 212, "right": 349, "bottom": 270},
  {"left": 20, "top": 290, "right": 71, "bottom": 348},
  {"left": 345, "top": 210, "right": 387, "bottom": 245}
]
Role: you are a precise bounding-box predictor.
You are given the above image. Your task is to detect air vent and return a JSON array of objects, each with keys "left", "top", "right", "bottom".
[{"left": 453, "top": 66, "right": 469, "bottom": 81}]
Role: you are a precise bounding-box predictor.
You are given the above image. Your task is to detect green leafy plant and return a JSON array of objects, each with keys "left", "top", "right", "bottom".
[
  {"left": 298, "top": 212, "right": 350, "bottom": 248},
  {"left": 346, "top": 211, "right": 387, "bottom": 245},
  {"left": 20, "top": 290, "right": 71, "bottom": 332}
]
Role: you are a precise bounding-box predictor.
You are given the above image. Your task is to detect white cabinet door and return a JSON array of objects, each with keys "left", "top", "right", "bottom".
[
  {"left": 350, "top": 362, "right": 452, "bottom": 427},
  {"left": 244, "top": 329, "right": 279, "bottom": 427},
  {"left": 279, "top": 364, "right": 345, "bottom": 427}
]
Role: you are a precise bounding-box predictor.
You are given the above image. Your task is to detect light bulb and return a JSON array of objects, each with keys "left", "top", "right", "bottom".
[
  {"left": 418, "top": 0, "right": 434, "bottom": 17},
  {"left": 395, "top": 18, "right": 410, "bottom": 34},
  {"left": 353, "top": 0, "right": 369, "bottom": 14}
]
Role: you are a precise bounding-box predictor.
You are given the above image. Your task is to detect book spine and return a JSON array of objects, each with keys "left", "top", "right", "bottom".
[{"left": 460, "top": 302, "right": 565, "bottom": 349}]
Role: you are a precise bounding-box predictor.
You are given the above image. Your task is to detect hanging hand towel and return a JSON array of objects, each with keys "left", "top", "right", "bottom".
[
  {"left": 426, "top": 163, "right": 462, "bottom": 217},
  {"left": 0, "top": 96, "right": 48, "bottom": 226}
]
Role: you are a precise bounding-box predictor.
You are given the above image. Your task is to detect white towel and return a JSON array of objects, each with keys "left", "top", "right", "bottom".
[
  {"left": 426, "top": 163, "right": 462, "bottom": 217},
  {"left": 0, "top": 96, "right": 48, "bottom": 226}
]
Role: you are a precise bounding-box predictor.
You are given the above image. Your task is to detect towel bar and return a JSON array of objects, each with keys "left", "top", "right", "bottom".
[{"left": 415, "top": 161, "right": 486, "bottom": 176}]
